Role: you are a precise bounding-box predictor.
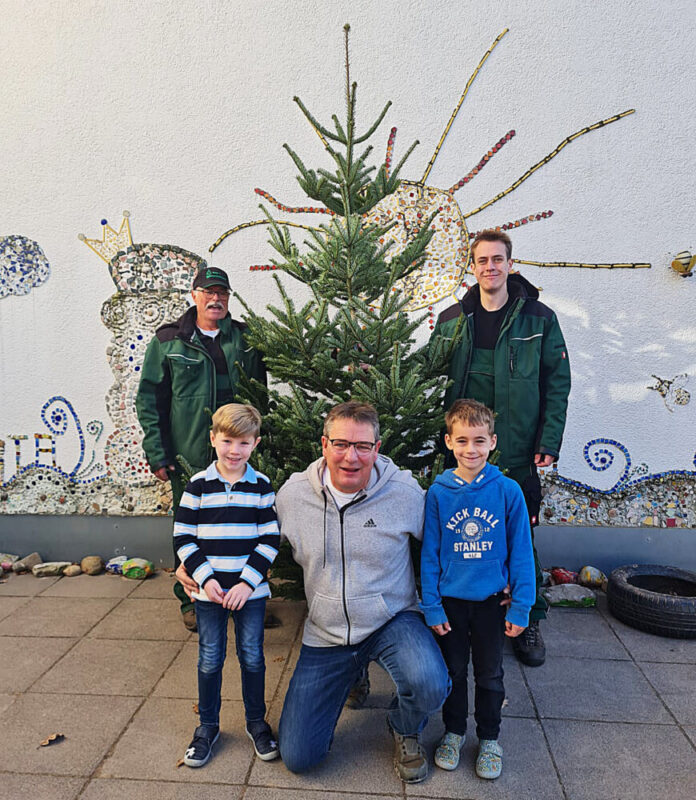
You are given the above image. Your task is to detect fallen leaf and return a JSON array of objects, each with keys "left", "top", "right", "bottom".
[
  {"left": 39, "top": 733, "right": 65, "bottom": 747},
  {"left": 192, "top": 703, "right": 199, "bottom": 714},
  {"left": 272, "top": 656, "right": 285, "bottom": 662},
  {"left": 176, "top": 758, "right": 185, "bottom": 768}
]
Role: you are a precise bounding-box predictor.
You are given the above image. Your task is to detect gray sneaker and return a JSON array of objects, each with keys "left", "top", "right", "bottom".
[{"left": 391, "top": 728, "right": 428, "bottom": 783}]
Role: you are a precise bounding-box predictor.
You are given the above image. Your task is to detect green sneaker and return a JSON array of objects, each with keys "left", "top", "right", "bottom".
[
  {"left": 476, "top": 739, "right": 503, "bottom": 779},
  {"left": 434, "top": 731, "right": 465, "bottom": 770}
]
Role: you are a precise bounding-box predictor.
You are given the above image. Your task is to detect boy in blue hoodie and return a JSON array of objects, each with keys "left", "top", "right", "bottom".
[{"left": 420, "top": 399, "right": 535, "bottom": 780}]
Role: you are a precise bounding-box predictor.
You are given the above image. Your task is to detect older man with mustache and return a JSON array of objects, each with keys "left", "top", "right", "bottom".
[{"left": 136, "top": 266, "right": 266, "bottom": 630}]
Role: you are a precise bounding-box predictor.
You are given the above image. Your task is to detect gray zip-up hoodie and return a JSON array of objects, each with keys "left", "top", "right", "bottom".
[{"left": 275, "top": 454, "right": 426, "bottom": 647}]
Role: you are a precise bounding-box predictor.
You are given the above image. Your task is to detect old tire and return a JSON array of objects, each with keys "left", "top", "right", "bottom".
[{"left": 607, "top": 564, "right": 696, "bottom": 639}]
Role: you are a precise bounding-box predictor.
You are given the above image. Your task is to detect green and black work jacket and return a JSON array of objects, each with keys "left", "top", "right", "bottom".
[
  {"left": 136, "top": 306, "right": 266, "bottom": 473},
  {"left": 433, "top": 274, "right": 571, "bottom": 469}
]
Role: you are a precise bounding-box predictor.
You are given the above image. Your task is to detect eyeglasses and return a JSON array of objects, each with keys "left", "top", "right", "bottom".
[
  {"left": 196, "top": 288, "right": 230, "bottom": 298},
  {"left": 328, "top": 439, "right": 377, "bottom": 454}
]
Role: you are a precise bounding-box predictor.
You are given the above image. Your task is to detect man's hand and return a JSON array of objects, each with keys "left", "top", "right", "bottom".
[
  {"left": 505, "top": 621, "right": 525, "bottom": 638},
  {"left": 175, "top": 563, "right": 199, "bottom": 599},
  {"left": 223, "top": 582, "right": 254, "bottom": 610},
  {"left": 202, "top": 578, "right": 225, "bottom": 604},
  {"left": 534, "top": 453, "right": 554, "bottom": 468},
  {"left": 153, "top": 465, "right": 175, "bottom": 481},
  {"left": 431, "top": 622, "right": 451, "bottom": 636}
]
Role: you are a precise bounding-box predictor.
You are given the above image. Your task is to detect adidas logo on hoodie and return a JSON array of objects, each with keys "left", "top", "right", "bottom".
[{"left": 363, "top": 518, "right": 377, "bottom": 528}]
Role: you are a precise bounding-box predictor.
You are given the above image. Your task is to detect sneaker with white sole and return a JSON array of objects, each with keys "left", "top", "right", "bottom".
[
  {"left": 434, "top": 731, "right": 465, "bottom": 770},
  {"left": 183, "top": 725, "right": 219, "bottom": 767},
  {"left": 246, "top": 720, "right": 279, "bottom": 761},
  {"left": 476, "top": 738, "right": 503, "bottom": 779}
]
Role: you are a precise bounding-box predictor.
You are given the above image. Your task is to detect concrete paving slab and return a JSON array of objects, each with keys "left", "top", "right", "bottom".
[
  {"left": 245, "top": 790, "right": 397, "bottom": 800},
  {"left": 248, "top": 707, "right": 403, "bottom": 794},
  {"left": 98, "top": 697, "right": 254, "bottom": 784},
  {"left": 410, "top": 716, "right": 563, "bottom": 799},
  {"left": 80, "top": 778, "right": 243, "bottom": 799},
  {"left": 0, "top": 596, "right": 120, "bottom": 638},
  {"left": 40, "top": 573, "right": 141, "bottom": 598},
  {"left": 0, "top": 692, "right": 17, "bottom": 712},
  {"left": 0, "top": 635, "right": 77, "bottom": 693},
  {"left": 262, "top": 600, "right": 307, "bottom": 645},
  {"left": 0, "top": 573, "right": 61, "bottom": 596},
  {"left": 0, "top": 774, "right": 86, "bottom": 799},
  {"left": 542, "top": 607, "right": 629, "bottom": 660},
  {"left": 640, "top": 662, "right": 696, "bottom": 724},
  {"left": 31, "top": 637, "right": 184, "bottom": 696},
  {"left": 684, "top": 726, "right": 696, "bottom": 747},
  {"left": 152, "top": 640, "right": 290, "bottom": 700},
  {"left": 1, "top": 692, "right": 141, "bottom": 776},
  {"left": 544, "top": 719, "right": 696, "bottom": 800},
  {"left": 0, "top": 594, "right": 31, "bottom": 620},
  {"left": 88, "top": 598, "right": 191, "bottom": 641},
  {"left": 601, "top": 609, "right": 696, "bottom": 663},
  {"left": 523, "top": 655, "right": 672, "bottom": 723},
  {"left": 127, "top": 570, "right": 179, "bottom": 599}
]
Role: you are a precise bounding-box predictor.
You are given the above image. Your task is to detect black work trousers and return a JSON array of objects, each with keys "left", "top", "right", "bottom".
[{"left": 437, "top": 594, "right": 506, "bottom": 740}]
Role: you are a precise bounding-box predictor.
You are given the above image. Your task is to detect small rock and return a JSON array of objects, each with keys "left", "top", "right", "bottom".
[
  {"left": 105, "top": 556, "right": 129, "bottom": 575},
  {"left": 13, "top": 552, "right": 43, "bottom": 573},
  {"left": 32, "top": 561, "right": 72, "bottom": 577},
  {"left": 81, "top": 556, "right": 104, "bottom": 575},
  {"left": 578, "top": 565, "right": 606, "bottom": 588},
  {"left": 0, "top": 553, "right": 20, "bottom": 568},
  {"left": 63, "top": 564, "right": 82, "bottom": 577}
]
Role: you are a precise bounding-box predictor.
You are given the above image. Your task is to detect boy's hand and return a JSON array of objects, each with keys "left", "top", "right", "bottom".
[
  {"left": 223, "top": 582, "right": 254, "bottom": 610},
  {"left": 203, "top": 579, "right": 225, "bottom": 604},
  {"left": 175, "top": 564, "right": 199, "bottom": 599},
  {"left": 500, "top": 584, "right": 511, "bottom": 607},
  {"left": 505, "top": 621, "right": 526, "bottom": 638},
  {"left": 430, "top": 622, "right": 451, "bottom": 636}
]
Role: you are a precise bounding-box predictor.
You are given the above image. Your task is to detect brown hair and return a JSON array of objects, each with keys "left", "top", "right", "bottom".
[
  {"left": 445, "top": 398, "right": 495, "bottom": 436},
  {"left": 323, "top": 401, "right": 380, "bottom": 440},
  {"left": 471, "top": 229, "right": 512, "bottom": 261},
  {"left": 211, "top": 403, "right": 262, "bottom": 438}
]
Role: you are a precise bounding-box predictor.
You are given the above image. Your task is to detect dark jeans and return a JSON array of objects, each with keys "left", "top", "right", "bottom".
[
  {"left": 438, "top": 594, "right": 506, "bottom": 740},
  {"left": 195, "top": 597, "right": 267, "bottom": 727},
  {"left": 279, "top": 610, "right": 450, "bottom": 773}
]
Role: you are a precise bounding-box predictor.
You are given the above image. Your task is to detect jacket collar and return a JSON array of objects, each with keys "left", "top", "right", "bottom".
[{"left": 175, "top": 305, "right": 241, "bottom": 341}]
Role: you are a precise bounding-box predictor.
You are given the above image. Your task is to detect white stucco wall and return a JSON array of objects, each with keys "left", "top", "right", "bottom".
[{"left": 1, "top": 0, "right": 695, "bottom": 519}]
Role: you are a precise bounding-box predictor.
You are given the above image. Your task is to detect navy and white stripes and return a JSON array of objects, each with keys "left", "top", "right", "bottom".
[{"left": 174, "top": 462, "right": 279, "bottom": 599}]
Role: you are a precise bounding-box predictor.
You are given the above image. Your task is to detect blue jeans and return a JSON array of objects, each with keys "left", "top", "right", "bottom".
[
  {"left": 278, "top": 610, "right": 450, "bottom": 773},
  {"left": 195, "top": 597, "right": 267, "bottom": 727}
]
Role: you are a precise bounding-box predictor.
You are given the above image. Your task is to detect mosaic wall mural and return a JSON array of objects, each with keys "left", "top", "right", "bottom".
[
  {"left": 0, "top": 235, "right": 50, "bottom": 298},
  {"left": 1, "top": 28, "right": 693, "bottom": 527},
  {"left": 0, "top": 213, "right": 204, "bottom": 515},
  {"left": 210, "top": 27, "right": 651, "bottom": 331},
  {"left": 541, "top": 439, "right": 696, "bottom": 528}
]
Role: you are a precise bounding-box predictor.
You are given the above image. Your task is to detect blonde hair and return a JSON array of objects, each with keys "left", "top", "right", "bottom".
[
  {"left": 445, "top": 398, "right": 495, "bottom": 436},
  {"left": 211, "top": 403, "right": 262, "bottom": 438}
]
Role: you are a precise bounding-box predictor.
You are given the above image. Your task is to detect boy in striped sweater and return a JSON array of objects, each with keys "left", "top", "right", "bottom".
[{"left": 174, "top": 404, "right": 280, "bottom": 767}]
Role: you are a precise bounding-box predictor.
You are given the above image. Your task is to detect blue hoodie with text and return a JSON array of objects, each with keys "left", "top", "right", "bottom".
[{"left": 420, "top": 465, "right": 535, "bottom": 629}]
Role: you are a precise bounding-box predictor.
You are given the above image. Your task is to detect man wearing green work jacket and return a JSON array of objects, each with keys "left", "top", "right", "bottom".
[
  {"left": 432, "top": 229, "right": 571, "bottom": 666},
  {"left": 136, "top": 266, "right": 266, "bottom": 630}
]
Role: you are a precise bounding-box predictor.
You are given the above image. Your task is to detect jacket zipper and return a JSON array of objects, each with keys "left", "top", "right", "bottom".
[{"left": 337, "top": 494, "right": 367, "bottom": 646}]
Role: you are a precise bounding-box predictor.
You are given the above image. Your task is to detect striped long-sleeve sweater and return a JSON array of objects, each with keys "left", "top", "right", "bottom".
[{"left": 174, "top": 462, "right": 279, "bottom": 599}]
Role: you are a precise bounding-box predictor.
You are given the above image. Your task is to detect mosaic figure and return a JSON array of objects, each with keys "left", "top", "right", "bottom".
[
  {"left": 647, "top": 373, "right": 690, "bottom": 412},
  {"left": 0, "top": 235, "right": 50, "bottom": 298}
]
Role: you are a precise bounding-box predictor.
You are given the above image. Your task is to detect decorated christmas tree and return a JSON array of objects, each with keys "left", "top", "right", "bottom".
[{"left": 235, "top": 26, "right": 461, "bottom": 595}]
